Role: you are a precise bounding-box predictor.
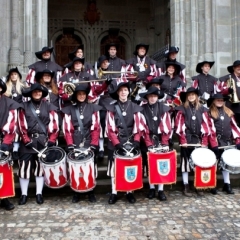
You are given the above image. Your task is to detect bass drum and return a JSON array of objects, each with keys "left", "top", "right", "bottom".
[
  {"left": 220, "top": 148, "right": 240, "bottom": 174},
  {"left": 67, "top": 148, "right": 96, "bottom": 193},
  {"left": 39, "top": 146, "right": 68, "bottom": 189}
]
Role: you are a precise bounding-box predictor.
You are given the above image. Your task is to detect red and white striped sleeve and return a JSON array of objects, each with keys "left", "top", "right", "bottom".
[
  {"left": 230, "top": 116, "right": 240, "bottom": 144},
  {"left": 62, "top": 114, "right": 74, "bottom": 146},
  {"left": 207, "top": 115, "right": 219, "bottom": 148},
  {"left": 48, "top": 110, "right": 59, "bottom": 143},
  {"left": 175, "top": 110, "right": 187, "bottom": 144},
  {"left": 201, "top": 112, "right": 211, "bottom": 146},
  {"left": 140, "top": 113, "right": 153, "bottom": 147},
  {"left": 90, "top": 111, "right": 101, "bottom": 146},
  {"left": 192, "top": 78, "right": 199, "bottom": 89},
  {"left": 26, "top": 69, "right": 36, "bottom": 84},
  {"left": 133, "top": 112, "right": 145, "bottom": 142},
  {"left": 159, "top": 112, "right": 171, "bottom": 145},
  {"left": 2, "top": 109, "right": 17, "bottom": 145},
  {"left": 105, "top": 111, "right": 120, "bottom": 146},
  {"left": 18, "top": 109, "right": 31, "bottom": 144}
]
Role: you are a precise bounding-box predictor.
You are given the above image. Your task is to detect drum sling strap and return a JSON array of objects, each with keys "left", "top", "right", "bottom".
[
  {"left": 74, "top": 106, "right": 85, "bottom": 136},
  {"left": 30, "top": 103, "right": 47, "bottom": 135},
  {"left": 114, "top": 104, "right": 130, "bottom": 139}
]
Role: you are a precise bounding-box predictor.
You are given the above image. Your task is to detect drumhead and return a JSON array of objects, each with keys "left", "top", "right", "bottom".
[
  {"left": 40, "top": 146, "right": 66, "bottom": 164},
  {"left": 114, "top": 149, "right": 140, "bottom": 159},
  {"left": 221, "top": 148, "right": 240, "bottom": 167},
  {"left": 67, "top": 148, "right": 94, "bottom": 163},
  {"left": 190, "top": 148, "right": 216, "bottom": 167}
]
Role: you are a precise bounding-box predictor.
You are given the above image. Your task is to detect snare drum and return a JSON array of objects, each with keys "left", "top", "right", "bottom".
[
  {"left": 114, "top": 149, "right": 143, "bottom": 192},
  {"left": 67, "top": 148, "right": 96, "bottom": 193},
  {"left": 39, "top": 146, "right": 68, "bottom": 189},
  {"left": 0, "top": 153, "right": 15, "bottom": 198},
  {"left": 189, "top": 148, "right": 216, "bottom": 169},
  {"left": 220, "top": 148, "right": 240, "bottom": 174}
]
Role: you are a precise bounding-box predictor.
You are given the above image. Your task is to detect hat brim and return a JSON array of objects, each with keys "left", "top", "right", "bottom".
[
  {"left": 146, "top": 78, "right": 164, "bottom": 89},
  {"left": 196, "top": 61, "right": 215, "bottom": 73},
  {"left": 69, "top": 58, "right": 85, "bottom": 68},
  {"left": 70, "top": 85, "right": 90, "bottom": 102},
  {"left": 180, "top": 89, "right": 199, "bottom": 103},
  {"left": 109, "top": 82, "right": 130, "bottom": 100},
  {"left": 22, "top": 86, "right": 48, "bottom": 98},
  {"left": 35, "top": 47, "right": 53, "bottom": 60},
  {"left": 165, "top": 62, "right": 181, "bottom": 75},
  {"left": 35, "top": 71, "right": 55, "bottom": 82},
  {"left": 0, "top": 80, "right": 7, "bottom": 94},
  {"left": 7, "top": 68, "right": 22, "bottom": 81},
  {"left": 133, "top": 44, "right": 149, "bottom": 56},
  {"left": 207, "top": 96, "right": 230, "bottom": 107},
  {"left": 139, "top": 89, "right": 165, "bottom": 100}
]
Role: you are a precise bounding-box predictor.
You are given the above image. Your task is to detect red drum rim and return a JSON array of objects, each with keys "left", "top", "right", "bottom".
[{"left": 40, "top": 146, "right": 66, "bottom": 165}]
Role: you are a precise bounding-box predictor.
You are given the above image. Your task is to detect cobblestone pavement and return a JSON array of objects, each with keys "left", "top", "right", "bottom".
[{"left": 1, "top": 189, "right": 240, "bottom": 240}]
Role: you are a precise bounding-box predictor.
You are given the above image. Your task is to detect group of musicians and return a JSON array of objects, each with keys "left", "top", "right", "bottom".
[{"left": 1, "top": 42, "right": 240, "bottom": 211}]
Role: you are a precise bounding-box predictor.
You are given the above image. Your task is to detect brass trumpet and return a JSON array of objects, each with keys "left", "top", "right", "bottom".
[
  {"left": 227, "top": 74, "right": 240, "bottom": 103},
  {"left": 98, "top": 68, "right": 138, "bottom": 79}
]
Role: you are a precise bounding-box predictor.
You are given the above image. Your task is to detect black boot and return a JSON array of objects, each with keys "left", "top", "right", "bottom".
[
  {"left": 88, "top": 191, "right": 96, "bottom": 203},
  {"left": 195, "top": 189, "right": 204, "bottom": 197},
  {"left": 158, "top": 191, "right": 167, "bottom": 201},
  {"left": 182, "top": 184, "right": 192, "bottom": 197},
  {"left": 19, "top": 195, "right": 28, "bottom": 205},
  {"left": 222, "top": 183, "right": 234, "bottom": 194},
  {"left": 0, "top": 198, "right": 15, "bottom": 211},
  {"left": 72, "top": 193, "right": 80, "bottom": 203},
  {"left": 210, "top": 188, "right": 218, "bottom": 195},
  {"left": 147, "top": 189, "right": 155, "bottom": 199},
  {"left": 36, "top": 194, "right": 44, "bottom": 204},
  {"left": 108, "top": 194, "right": 117, "bottom": 204},
  {"left": 98, "top": 150, "right": 104, "bottom": 160},
  {"left": 126, "top": 193, "right": 136, "bottom": 204}
]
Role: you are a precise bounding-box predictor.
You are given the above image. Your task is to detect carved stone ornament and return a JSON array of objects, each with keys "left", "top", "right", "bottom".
[{"left": 84, "top": 0, "right": 100, "bottom": 26}]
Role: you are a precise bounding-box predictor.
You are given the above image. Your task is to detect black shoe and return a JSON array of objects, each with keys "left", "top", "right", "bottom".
[
  {"left": 88, "top": 191, "right": 96, "bottom": 203},
  {"left": 210, "top": 188, "right": 218, "bottom": 195},
  {"left": 126, "top": 193, "right": 136, "bottom": 204},
  {"left": 98, "top": 150, "right": 104, "bottom": 159},
  {"left": 158, "top": 191, "right": 167, "bottom": 201},
  {"left": 195, "top": 189, "right": 204, "bottom": 197},
  {"left": 12, "top": 152, "right": 19, "bottom": 161},
  {"left": 0, "top": 198, "right": 15, "bottom": 211},
  {"left": 147, "top": 189, "right": 155, "bottom": 199},
  {"left": 19, "top": 195, "right": 28, "bottom": 205},
  {"left": 222, "top": 183, "right": 234, "bottom": 194},
  {"left": 108, "top": 194, "right": 117, "bottom": 204},
  {"left": 72, "top": 193, "right": 80, "bottom": 203},
  {"left": 36, "top": 194, "right": 44, "bottom": 204}
]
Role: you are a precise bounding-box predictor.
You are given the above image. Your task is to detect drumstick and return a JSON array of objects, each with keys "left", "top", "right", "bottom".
[
  {"left": 122, "top": 147, "right": 134, "bottom": 157},
  {"left": 179, "top": 144, "right": 202, "bottom": 147},
  {"left": 0, "top": 150, "right": 9, "bottom": 155},
  {"left": 218, "top": 145, "right": 236, "bottom": 149},
  {"left": 32, "top": 147, "right": 47, "bottom": 158}
]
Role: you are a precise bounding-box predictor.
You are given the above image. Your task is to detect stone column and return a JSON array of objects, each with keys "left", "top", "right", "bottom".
[
  {"left": 23, "top": 0, "right": 33, "bottom": 72},
  {"left": 204, "top": 0, "right": 214, "bottom": 63},
  {"left": 232, "top": 0, "right": 240, "bottom": 61},
  {"left": 9, "top": 0, "right": 21, "bottom": 69},
  {"left": 190, "top": 0, "right": 198, "bottom": 77},
  {"left": 179, "top": 0, "right": 185, "bottom": 66}
]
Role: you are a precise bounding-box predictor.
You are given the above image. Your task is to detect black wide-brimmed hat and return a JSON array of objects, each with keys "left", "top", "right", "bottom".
[
  {"left": 35, "top": 69, "right": 55, "bottom": 82},
  {"left": 227, "top": 60, "right": 240, "bottom": 73},
  {"left": 109, "top": 81, "right": 130, "bottom": 100},
  {"left": 196, "top": 61, "right": 215, "bottom": 73},
  {"left": 0, "top": 79, "right": 7, "bottom": 94},
  {"left": 180, "top": 87, "right": 199, "bottom": 103},
  {"left": 146, "top": 77, "right": 164, "bottom": 89},
  {"left": 97, "top": 55, "right": 108, "bottom": 68},
  {"left": 71, "top": 84, "right": 90, "bottom": 102},
  {"left": 165, "top": 62, "right": 181, "bottom": 75},
  {"left": 35, "top": 46, "right": 54, "bottom": 60},
  {"left": 7, "top": 67, "right": 22, "bottom": 81},
  {"left": 139, "top": 86, "right": 165, "bottom": 100},
  {"left": 207, "top": 93, "right": 230, "bottom": 107},
  {"left": 68, "top": 45, "right": 84, "bottom": 61},
  {"left": 133, "top": 43, "right": 149, "bottom": 56},
  {"left": 68, "top": 57, "right": 85, "bottom": 69},
  {"left": 22, "top": 83, "right": 48, "bottom": 98},
  {"left": 164, "top": 46, "right": 179, "bottom": 58}
]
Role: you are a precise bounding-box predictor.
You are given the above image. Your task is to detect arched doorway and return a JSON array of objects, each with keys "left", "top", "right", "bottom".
[
  {"left": 100, "top": 35, "right": 126, "bottom": 59},
  {"left": 55, "top": 33, "right": 82, "bottom": 66}
]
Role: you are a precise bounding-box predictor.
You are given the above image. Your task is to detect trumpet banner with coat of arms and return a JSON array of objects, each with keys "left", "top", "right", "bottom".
[
  {"left": 194, "top": 165, "right": 217, "bottom": 189},
  {"left": 115, "top": 155, "right": 142, "bottom": 191},
  {"left": 148, "top": 150, "right": 177, "bottom": 185}
]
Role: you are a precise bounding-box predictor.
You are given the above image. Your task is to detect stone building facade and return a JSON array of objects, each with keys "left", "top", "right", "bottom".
[{"left": 0, "top": 0, "right": 239, "bottom": 81}]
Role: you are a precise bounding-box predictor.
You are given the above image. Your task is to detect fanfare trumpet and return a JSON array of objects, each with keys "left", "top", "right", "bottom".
[
  {"left": 63, "top": 79, "right": 107, "bottom": 96},
  {"left": 98, "top": 68, "right": 138, "bottom": 79},
  {"left": 226, "top": 74, "right": 240, "bottom": 103}
]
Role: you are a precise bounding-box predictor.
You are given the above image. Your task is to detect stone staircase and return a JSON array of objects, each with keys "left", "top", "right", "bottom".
[{"left": 11, "top": 134, "right": 240, "bottom": 197}]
